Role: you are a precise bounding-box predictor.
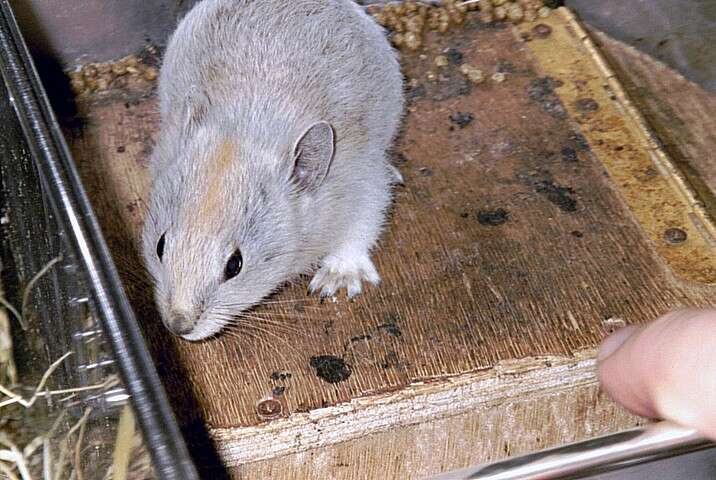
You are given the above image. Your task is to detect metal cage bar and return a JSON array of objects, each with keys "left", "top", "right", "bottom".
[{"left": 0, "top": 1, "right": 199, "bottom": 478}]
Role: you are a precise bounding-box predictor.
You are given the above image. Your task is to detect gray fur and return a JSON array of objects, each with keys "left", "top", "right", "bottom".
[{"left": 142, "top": 0, "right": 404, "bottom": 340}]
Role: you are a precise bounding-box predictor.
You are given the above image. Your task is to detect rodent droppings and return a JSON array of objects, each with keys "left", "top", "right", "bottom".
[
  {"left": 445, "top": 48, "right": 464, "bottom": 65},
  {"left": 507, "top": 4, "right": 524, "bottom": 22},
  {"left": 567, "top": 131, "right": 590, "bottom": 151},
  {"left": 575, "top": 98, "right": 600, "bottom": 112},
  {"left": 459, "top": 64, "right": 485, "bottom": 84},
  {"left": 376, "top": 322, "right": 403, "bottom": 338},
  {"left": 561, "top": 146, "right": 578, "bottom": 162},
  {"left": 538, "top": 6, "right": 552, "bottom": 18},
  {"left": 368, "top": 0, "right": 553, "bottom": 52},
  {"left": 491, "top": 72, "right": 506, "bottom": 83},
  {"left": 434, "top": 54, "right": 450, "bottom": 68},
  {"left": 67, "top": 54, "right": 158, "bottom": 97},
  {"left": 270, "top": 371, "right": 292, "bottom": 381}
]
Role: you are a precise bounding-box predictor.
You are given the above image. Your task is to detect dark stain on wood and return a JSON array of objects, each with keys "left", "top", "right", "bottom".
[
  {"left": 476, "top": 208, "right": 510, "bottom": 226},
  {"left": 449, "top": 111, "right": 475, "bottom": 129},
  {"left": 376, "top": 322, "right": 402, "bottom": 338},
  {"left": 527, "top": 77, "right": 567, "bottom": 118},
  {"left": 310, "top": 356, "right": 352, "bottom": 384},
  {"left": 534, "top": 181, "right": 578, "bottom": 213},
  {"left": 561, "top": 147, "right": 578, "bottom": 162}
]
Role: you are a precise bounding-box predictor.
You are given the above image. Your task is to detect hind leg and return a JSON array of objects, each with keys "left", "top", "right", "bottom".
[{"left": 309, "top": 169, "right": 393, "bottom": 298}]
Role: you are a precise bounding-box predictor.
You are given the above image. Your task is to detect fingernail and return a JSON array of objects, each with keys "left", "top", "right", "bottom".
[{"left": 598, "top": 326, "right": 638, "bottom": 362}]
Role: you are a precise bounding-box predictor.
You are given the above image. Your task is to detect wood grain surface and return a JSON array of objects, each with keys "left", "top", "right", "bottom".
[{"left": 61, "top": 9, "right": 715, "bottom": 476}]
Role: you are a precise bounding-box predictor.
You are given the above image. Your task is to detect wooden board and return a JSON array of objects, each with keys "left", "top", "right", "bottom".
[
  {"left": 62, "top": 7, "right": 716, "bottom": 475},
  {"left": 230, "top": 382, "right": 644, "bottom": 479}
]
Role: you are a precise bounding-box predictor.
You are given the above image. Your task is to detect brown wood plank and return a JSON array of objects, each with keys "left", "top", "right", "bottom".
[
  {"left": 230, "top": 383, "right": 643, "bottom": 479},
  {"left": 61, "top": 8, "right": 715, "bottom": 471}
]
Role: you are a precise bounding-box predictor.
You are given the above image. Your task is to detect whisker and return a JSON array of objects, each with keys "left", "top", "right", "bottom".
[
  {"left": 220, "top": 326, "right": 295, "bottom": 367},
  {"left": 230, "top": 316, "right": 303, "bottom": 333},
  {"left": 229, "top": 321, "right": 298, "bottom": 342},
  {"left": 224, "top": 321, "right": 304, "bottom": 357},
  {"left": 231, "top": 322, "right": 305, "bottom": 337},
  {"left": 217, "top": 310, "right": 315, "bottom": 323},
  {"left": 239, "top": 298, "right": 320, "bottom": 305},
  {"left": 234, "top": 311, "right": 309, "bottom": 323}
]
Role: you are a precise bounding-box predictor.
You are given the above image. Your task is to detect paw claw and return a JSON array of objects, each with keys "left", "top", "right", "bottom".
[
  {"left": 319, "top": 288, "right": 335, "bottom": 299},
  {"left": 346, "top": 279, "right": 362, "bottom": 299},
  {"left": 310, "top": 252, "right": 380, "bottom": 299}
]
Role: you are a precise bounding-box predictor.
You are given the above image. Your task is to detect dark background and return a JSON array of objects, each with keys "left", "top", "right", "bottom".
[{"left": 10, "top": 0, "right": 715, "bottom": 91}]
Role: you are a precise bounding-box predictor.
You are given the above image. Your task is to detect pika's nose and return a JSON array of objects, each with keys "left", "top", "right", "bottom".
[{"left": 165, "top": 311, "right": 195, "bottom": 336}]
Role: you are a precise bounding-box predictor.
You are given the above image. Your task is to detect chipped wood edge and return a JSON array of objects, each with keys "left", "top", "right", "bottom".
[{"left": 212, "top": 351, "right": 597, "bottom": 466}]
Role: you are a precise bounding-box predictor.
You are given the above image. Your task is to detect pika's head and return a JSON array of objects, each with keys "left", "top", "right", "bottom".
[{"left": 142, "top": 94, "right": 334, "bottom": 340}]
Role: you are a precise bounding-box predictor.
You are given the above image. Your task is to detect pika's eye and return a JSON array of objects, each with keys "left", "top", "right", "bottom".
[
  {"left": 157, "top": 233, "right": 166, "bottom": 261},
  {"left": 224, "top": 249, "right": 243, "bottom": 280}
]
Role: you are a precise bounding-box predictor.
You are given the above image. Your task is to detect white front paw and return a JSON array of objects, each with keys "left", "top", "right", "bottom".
[{"left": 309, "top": 252, "right": 380, "bottom": 298}]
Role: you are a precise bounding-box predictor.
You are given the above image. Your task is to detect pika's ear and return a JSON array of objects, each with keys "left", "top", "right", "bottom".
[
  {"left": 181, "top": 85, "right": 210, "bottom": 132},
  {"left": 291, "top": 121, "right": 335, "bottom": 192}
]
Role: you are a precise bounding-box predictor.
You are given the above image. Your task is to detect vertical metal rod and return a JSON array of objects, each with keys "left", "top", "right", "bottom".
[{"left": 0, "top": 2, "right": 199, "bottom": 478}]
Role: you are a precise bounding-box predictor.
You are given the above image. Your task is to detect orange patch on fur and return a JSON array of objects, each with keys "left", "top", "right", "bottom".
[{"left": 195, "top": 139, "right": 236, "bottom": 222}]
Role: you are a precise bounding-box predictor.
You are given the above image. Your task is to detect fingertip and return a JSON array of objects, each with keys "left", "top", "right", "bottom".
[
  {"left": 597, "top": 323, "right": 663, "bottom": 419},
  {"left": 597, "top": 325, "right": 639, "bottom": 362},
  {"left": 597, "top": 309, "right": 716, "bottom": 437}
]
